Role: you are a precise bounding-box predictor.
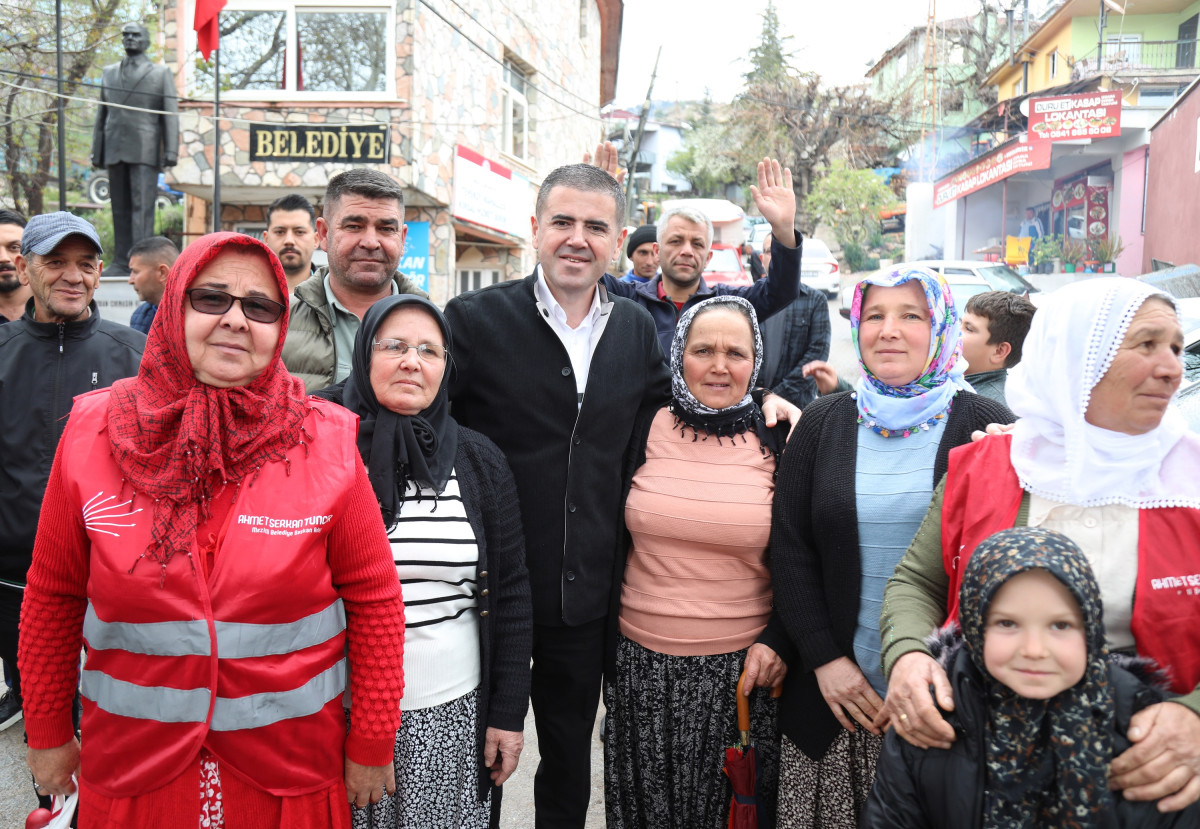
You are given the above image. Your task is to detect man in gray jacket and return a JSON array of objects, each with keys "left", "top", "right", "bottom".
[{"left": 282, "top": 169, "right": 428, "bottom": 393}]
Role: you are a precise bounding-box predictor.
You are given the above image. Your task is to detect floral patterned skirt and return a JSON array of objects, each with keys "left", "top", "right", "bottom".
[
  {"left": 775, "top": 728, "right": 883, "bottom": 829},
  {"left": 603, "top": 634, "right": 780, "bottom": 829},
  {"left": 349, "top": 688, "right": 491, "bottom": 829}
]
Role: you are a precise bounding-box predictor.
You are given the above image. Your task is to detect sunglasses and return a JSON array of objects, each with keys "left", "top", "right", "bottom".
[{"left": 186, "top": 288, "right": 285, "bottom": 324}]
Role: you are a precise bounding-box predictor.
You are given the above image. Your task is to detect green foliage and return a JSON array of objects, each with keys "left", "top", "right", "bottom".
[
  {"left": 1030, "top": 233, "right": 1061, "bottom": 265},
  {"left": 1089, "top": 234, "right": 1124, "bottom": 263},
  {"left": 807, "top": 164, "right": 895, "bottom": 249},
  {"left": 156, "top": 203, "right": 185, "bottom": 248},
  {"left": 75, "top": 205, "right": 114, "bottom": 255},
  {"left": 666, "top": 120, "right": 743, "bottom": 197},
  {"left": 841, "top": 241, "right": 879, "bottom": 273},
  {"left": 745, "top": 1, "right": 792, "bottom": 86}
]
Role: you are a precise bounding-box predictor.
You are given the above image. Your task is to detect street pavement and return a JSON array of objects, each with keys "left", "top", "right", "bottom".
[{"left": 0, "top": 298, "right": 854, "bottom": 827}]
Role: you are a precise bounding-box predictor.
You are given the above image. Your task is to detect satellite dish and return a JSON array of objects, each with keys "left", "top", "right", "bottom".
[{"left": 1019, "top": 98, "right": 1031, "bottom": 117}]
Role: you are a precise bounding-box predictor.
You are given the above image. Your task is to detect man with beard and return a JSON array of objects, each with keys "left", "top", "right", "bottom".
[
  {"left": 0, "top": 210, "right": 29, "bottom": 324},
  {"left": 282, "top": 169, "right": 428, "bottom": 393},
  {"left": 0, "top": 212, "right": 144, "bottom": 754},
  {"left": 126, "top": 235, "right": 178, "bottom": 334},
  {"left": 91, "top": 22, "right": 178, "bottom": 275},
  {"left": 263, "top": 193, "right": 318, "bottom": 293}
]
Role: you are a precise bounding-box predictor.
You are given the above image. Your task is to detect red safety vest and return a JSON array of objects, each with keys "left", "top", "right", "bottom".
[
  {"left": 61, "top": 390, "right": 359, "bottom": 798},
  {"left": 941, "top": 434, "right": 1200, "bottom": 695}
]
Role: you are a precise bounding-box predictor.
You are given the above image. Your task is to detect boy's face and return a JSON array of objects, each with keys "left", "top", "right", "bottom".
[
  {"left": 983, "top": 568, "right": 1087, "bottom": 700},
  {"left": 961, "top": 311, "right": 1000, "bottom": 373}
]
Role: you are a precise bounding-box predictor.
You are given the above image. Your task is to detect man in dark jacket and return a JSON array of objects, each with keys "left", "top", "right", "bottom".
[
  {"left": 0, "top": 212, "right": 145, "bottom": 735},
  {"left": 757, "top": 231, "right": 831, "bottom": 408},
  {"left": 601, "top": 158, "right": 802, "bottom": 356},
  {"left": 446, "top": 164, "right": 667, "bottom": 828},
  {"left": 0, "top": 210, "right": 29, "bottom": 324}
]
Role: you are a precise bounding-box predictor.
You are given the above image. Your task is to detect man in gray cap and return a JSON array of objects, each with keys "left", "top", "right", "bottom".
[
  {"left": 620, "top": 224, "right": 657, "bottom": 284},
  {"left": 0, "top": 212, "right": 144, "bottom": 747}
]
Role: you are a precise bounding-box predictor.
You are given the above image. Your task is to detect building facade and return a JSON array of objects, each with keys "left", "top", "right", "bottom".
[{"left": 159, "top": 0, "right": 622, "bottom": 304}]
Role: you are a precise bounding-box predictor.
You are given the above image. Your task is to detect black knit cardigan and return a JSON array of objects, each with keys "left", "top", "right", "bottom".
[{"left": 767, "top": 390, "right": 1014, "bottom": 759}]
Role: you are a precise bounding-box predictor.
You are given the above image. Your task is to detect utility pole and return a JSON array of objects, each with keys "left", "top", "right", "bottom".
[
  {"left": 624, "top": 47, "right": 661, "bottom": 226},
  {"left": 919, "top": 0, "right": 937, "bottom": 181}
]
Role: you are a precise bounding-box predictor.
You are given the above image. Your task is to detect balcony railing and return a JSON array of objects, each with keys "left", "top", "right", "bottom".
[{"left": 1071, "top": 39, "right": 1199, "bottom": 78}]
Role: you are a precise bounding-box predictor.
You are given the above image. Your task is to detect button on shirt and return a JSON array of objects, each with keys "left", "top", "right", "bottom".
[
  {"left": 323, "top": 275, "right": 397, "bottom": 384},
  {"left": 534, "top": 266, "right": 603, "bottom": 406}
]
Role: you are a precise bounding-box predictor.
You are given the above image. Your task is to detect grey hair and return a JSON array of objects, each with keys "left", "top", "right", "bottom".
[
  {"left": 535, "top": 164, "right": 625, "bottom": 226},
  {"left": 658, "top": 207, "right": 713, "bottom": 246},
  {"left": 325, "top": 169, "right": 405, "bottom": 216}
]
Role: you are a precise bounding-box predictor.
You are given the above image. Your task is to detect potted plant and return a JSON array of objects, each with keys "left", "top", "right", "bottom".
[
  {"left": 1060, "top": 238, "right": 1087, "bottom": 273},
  {"left": 1090, "top": 235, "right": 1125, "bottom": 273},
  {"left": 1031, "top": 235, "right": 1061, "bottom": 273}
]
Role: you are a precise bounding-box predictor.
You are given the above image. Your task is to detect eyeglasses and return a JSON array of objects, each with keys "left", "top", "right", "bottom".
[
  {"left": 185, "top": 288, "right": 286, "bottom": 324},
  {"left": 372, "top": 339, "right": 448, "bottom": 363}
]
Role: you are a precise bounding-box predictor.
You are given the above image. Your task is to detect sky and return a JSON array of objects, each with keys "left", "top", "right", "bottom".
[{"left": 613, "top": 0, "right": 986, "bottom": 109}]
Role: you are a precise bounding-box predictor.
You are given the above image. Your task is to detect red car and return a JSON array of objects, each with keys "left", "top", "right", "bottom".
[{"left": 702, "top": 243, "right": 752, "bottom": 287}]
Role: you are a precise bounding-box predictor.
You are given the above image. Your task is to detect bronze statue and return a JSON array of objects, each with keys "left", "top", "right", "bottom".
[{"left": 92, "top": 23, "right": 179, "bottom": 276}]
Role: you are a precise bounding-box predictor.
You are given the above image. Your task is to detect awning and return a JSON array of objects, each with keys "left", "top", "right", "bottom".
[
  {"left": 453, "top": 217, "right": 525, "bottom": 247},
  {"left": 933, "top": 138, "right": 1052, "bottom": 208}
]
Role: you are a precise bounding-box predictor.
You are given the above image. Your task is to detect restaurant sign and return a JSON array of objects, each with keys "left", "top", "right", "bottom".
[
  {"left": 933, "top": 140, "right": 1052, "bottom": 208},
  {"left": 249, "top": 123, "right": 390, "bottom": 163},
  {"left": 1028, "top": 91, "right": 1122, "bottom": 142}
]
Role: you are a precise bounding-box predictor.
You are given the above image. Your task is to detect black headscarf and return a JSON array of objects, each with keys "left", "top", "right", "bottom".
[
  {"left": 342, "top": 295, "right": 458, "bottom": 527},
  {"left": 667, "top": 295, "right": 780, "bottom": 456},
  {"left": 959, "top": 527, "right": 1115, "bottom": 829}
]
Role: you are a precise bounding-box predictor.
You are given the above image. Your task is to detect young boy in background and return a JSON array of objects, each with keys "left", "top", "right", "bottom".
[{"left": 960, "top": 291, "right": 1036, "bottom": 406}]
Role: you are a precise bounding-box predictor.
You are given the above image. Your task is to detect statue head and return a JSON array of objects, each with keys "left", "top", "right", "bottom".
[{"left": 121, "top": 23, "right": 150, "bottom": 57}]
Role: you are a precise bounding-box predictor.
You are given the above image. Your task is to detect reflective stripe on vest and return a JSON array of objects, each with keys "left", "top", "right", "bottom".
[
  {"left": 81, "top": 670, "right": 210, "bottom": 723},
  {"left": 82, "top": 658, "right": 347, "bottom": 730},
  {"left": 211, "top": 658, "right": 346, "bottom": 731},
  {"left": 83, "top": 599, "right": 346, "bottom": 659}
]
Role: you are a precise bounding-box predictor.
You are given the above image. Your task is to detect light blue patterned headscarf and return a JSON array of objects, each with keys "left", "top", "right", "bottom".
[{"left": 849, "top": 265, "right": 970, "bottom": 434}]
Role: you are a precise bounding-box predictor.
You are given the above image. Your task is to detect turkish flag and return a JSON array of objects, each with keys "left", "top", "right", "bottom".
[{"left": 195, "top": 0, "right": 227, "bottom": 60}]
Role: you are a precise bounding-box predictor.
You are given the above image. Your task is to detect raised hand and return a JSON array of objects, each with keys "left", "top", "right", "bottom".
[{"left": 749, "top": 157, "right": 797, "bottom": 248}]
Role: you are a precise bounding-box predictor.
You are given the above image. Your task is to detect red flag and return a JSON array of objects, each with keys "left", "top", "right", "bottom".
[{"left": 195, "top": 0, "right": 227, "bottom": 60}]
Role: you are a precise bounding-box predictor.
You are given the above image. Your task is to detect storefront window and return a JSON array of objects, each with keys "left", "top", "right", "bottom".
[{"left": 193, "top": 2, "right": 392, "bottom": 97}]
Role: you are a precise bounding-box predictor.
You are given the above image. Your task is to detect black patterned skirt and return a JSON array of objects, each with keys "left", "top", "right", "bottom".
[
  {"left": 603, "top": 634, "right": 780, "bottom": 829},
  {"left": 775, "top": 728, "right": 883, "bottom": 829},
  {"left": 350, "top": 688, "right": 491, "bottom": 829}
]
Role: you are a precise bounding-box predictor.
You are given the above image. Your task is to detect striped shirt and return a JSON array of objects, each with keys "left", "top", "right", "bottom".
[{"left": 388, "top": 470, "right": 481, "bottom": 710}]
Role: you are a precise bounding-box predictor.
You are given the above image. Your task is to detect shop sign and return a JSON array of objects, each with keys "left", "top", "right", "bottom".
[
  {"left": 400, "top": 221, "right": 430, "bottom": 293},
  {"left": 249, "top": 124, "right": 390, "bottom": 162},
  {"left": 933, "top": 141, "right": 1052, "bottom": 208},
  {"left": 452, "top": 145, "right": 529, "bottom": 239},
  {"left": 1028, "top": 91, "right": 1122, "bottom": 142}
]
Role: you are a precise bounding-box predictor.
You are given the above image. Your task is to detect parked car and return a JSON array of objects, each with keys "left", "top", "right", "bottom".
[
  {"left": 839, "top": 259, "right": 1038, "bottom": 319},
  {"left": 800, "top": 238, "right": 840, "bottom": 296},
  {"left": 746, "top": 222, "right": 773, "bottom": 254},
  {"left": 703, "top": 243, "right": 752, "bottom": 288}
]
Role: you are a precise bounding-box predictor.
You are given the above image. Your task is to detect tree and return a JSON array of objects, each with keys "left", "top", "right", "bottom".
[
  {"left": 0, "top": 0, "right": 124, "bottom": 215},
  {"left": 941, "top": 0, "right": 1014, "bottom": 109},
  {"left": 806, "top": 163, "right": 895, "bottom": 249},
  {"left": 744, "top": 0, "right": 791, "bottom": 86},
  {"left": 666, "top": 120, "right": 740, "bottom": 198}
]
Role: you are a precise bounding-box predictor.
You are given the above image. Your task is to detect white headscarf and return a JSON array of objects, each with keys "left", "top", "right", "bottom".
[{"left": 1007, "top": 277, "right": 1200, "bottom": 508}]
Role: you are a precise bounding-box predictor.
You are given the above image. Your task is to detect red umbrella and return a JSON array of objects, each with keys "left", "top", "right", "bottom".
[{"left": 723, "top": 671, "right": 780, "bottom": 829}]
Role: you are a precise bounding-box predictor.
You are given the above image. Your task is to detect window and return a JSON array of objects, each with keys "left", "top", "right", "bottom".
[
  {"left": 1049, "top": 49, "right": 1058, "bottom": 80},
  {"left": 1105, "top": 33, "right": 1142, "bottom": 65},
  {"left": 457, "top": 267, "right": 501, "bottom": 295},
  {"left": 193, "top": 1, "right": 394, "bottom": 98},
  {"left": 503, "top": 55, "right": 531, "bottom": 160},
  {"left": 579, "top": 0, "right": 588, "bottom": 39},
  {"left": 1013, "top": 77, "right": 1024, "bottom": 97},
  {"left": 1139, "top": 86, "right": 1181, "bottom": 107}
]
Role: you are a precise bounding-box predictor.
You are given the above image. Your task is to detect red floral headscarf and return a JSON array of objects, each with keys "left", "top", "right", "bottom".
[{"left": 106, "top": 232, "right": 307, "bottom": 578}]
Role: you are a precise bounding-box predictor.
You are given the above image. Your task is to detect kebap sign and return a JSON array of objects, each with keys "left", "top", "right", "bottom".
[
  {"left": 1028, "top": 91, "right": 1122, "bottom": 142},
  {"left": 249, "top": 123, "right": 390, "bottom": 163},
  {"left": 933, "top": 140, "right": 1052, "bottom": 207}
]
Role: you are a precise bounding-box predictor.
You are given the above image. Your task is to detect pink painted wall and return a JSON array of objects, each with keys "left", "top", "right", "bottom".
[
  {"left": 1117, "top": 148, "right": 1145, "bottom": 276},
  {"left": 1145, "top": 86, "right": 1200, "bottom": 271}
]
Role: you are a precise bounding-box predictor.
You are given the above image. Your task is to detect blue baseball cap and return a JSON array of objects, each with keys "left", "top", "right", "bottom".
[{"left": 21, "top": 211, "right": 103, "bottom": 257}]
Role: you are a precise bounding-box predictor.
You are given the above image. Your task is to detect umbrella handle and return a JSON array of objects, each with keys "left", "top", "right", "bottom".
[{"left": 737, "top": 671, "right": 785, "bottom": 747}]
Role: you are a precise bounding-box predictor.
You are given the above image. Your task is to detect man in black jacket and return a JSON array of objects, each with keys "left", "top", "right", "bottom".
[
  {"left": 0, "top": 212, "right": 145, "bottom": 737},
  {"left": 445, "top": 164, "right": 668, "bottom": 828}
]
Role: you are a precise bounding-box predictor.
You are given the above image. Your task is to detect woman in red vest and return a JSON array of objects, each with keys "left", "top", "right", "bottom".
[
  {"left": 18, "top": 232, "right": 405, "bottom": 828},
  {"left": 880, "top": 276, "right": 1200, "bottom": 814}
]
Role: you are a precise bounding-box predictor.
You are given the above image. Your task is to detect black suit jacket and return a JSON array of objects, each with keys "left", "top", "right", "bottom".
[
  {"left": 445, "top": 274, "right": 670, "bottom": 626},
  {"left": 92, "top": 57, "right": 179, "bottom": 169}
]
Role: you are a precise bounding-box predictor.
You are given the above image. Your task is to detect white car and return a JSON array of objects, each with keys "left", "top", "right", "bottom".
[
  {"left": 839, "top": 260, "right": 1038, "bottom": 319},
  {"left": 800, "top": 238, "right": 841, "bottom": 296}
]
